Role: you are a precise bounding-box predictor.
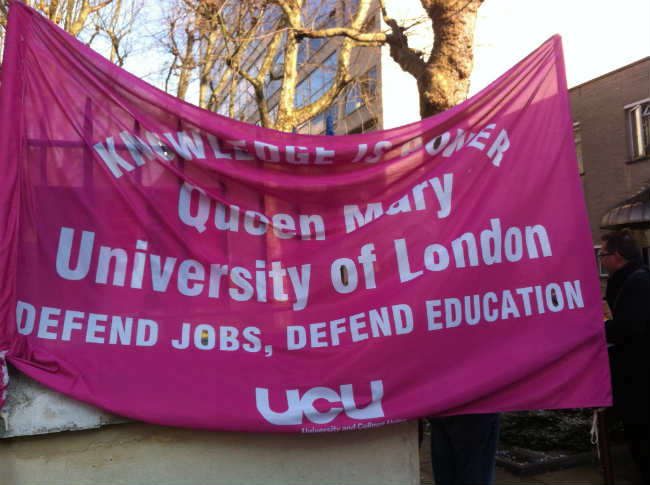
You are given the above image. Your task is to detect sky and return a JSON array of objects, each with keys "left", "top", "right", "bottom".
[{"left": 470, "top": 0, "right": 650, "bottom": 94}]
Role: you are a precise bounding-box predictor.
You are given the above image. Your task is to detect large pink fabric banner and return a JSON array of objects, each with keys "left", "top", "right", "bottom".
[{"left": 0, "top": 2, "right": 610, "bottom": 433}]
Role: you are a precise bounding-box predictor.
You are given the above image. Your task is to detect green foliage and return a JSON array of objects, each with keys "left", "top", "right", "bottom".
[{"left": 499, "top": 409, "right": 596, "bottom": 452}]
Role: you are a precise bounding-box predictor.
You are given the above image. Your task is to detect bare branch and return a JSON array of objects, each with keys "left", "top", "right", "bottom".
[
  {"left": 295, "top": 26, "right": 385, "bottom": 45},
  {"left": 150, "top": 0, "right": 482, "bottom": 128},
  {"left": 1, "top": 1, "right": 138, "bottom": 65}
]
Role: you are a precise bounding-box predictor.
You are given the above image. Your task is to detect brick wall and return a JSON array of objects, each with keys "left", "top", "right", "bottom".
[{"left": 569, "top": 58, "right": 650, "bottom": 246}]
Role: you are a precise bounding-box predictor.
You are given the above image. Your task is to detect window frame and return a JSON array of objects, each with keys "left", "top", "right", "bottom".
[
  {"left": 594, "top": 245, "right": 608, "bottom": 278},
  {"left": 624, "top": 97, "right": 650, "bottom": 161},
  {"left": 345, "top": 67, "right": 377, "bottom": 115},
  {"left": 572, "top": 122, "right": 584, "bottom": 175}
]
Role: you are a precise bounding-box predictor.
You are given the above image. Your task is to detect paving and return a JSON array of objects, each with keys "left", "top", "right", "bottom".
[{"left": 418, "top": 430, "right": 642, "bottom": 484}]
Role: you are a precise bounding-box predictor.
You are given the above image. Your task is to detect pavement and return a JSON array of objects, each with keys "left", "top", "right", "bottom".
[{"left": 419, "top": 430, "right": 643, "bottom": 484}]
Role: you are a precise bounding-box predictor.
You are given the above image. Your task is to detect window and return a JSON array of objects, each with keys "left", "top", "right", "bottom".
[
  {"left": 594, "top": 246, "right": 608, "bottom": 278},
  {"left": 298, "top": 0, "right": 336, "bottom": 63},
  {"left": 231, "top": 79, "right": 256, "bottom": 121},
  {"left": 343, "top": 0, "right": 361, "bottom": 22},
  {"left": 298, "top": 105, "right": 338, "bottom": 135},
  {"left": 625, "top": 99, "right": 650, "bottom": 160},
  {"left": 215, "top": 80, "right": 257, "bottom": 122},
  {"left": 308, "top": 36, "right": 326, "bottom": 56},
  {"left": 294, "top": 53, "right": 338, "bottom": 109},
  {"left": 345, "top": 67, "right": 377, "bottom": 115},
  {"left": 573, "top": 122, "right": 584, "bottom": 175},
  {"left": 264, "top": 42, "right": 285, "bottom": 98},
  {"left": 303, "top": 0, "right": 337, "bottom": 29},
  {"left": 296, "top": 27, "right": 332, "bottom": 63},
  {"left": 347, "top": 118, "right": 377, "bottom": 134}
]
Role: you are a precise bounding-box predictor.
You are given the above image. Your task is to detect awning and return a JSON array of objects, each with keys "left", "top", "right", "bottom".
[{"left": 600, "top": 184, "right": 650, "bottom": 229}]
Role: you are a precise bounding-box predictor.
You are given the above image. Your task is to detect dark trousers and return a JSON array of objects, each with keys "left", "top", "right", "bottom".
[
  {"left": 429, "top": 413, "right": 500, "bottom": 485},
  {"left": 622, "top": 417, "right": 650, "bottom": 484}
]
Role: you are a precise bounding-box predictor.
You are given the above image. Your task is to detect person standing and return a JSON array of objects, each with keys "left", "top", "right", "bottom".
[
  {"left": 429, "top": 412, "right": 500, "bottom": 485},
  {"left": 600, "top": 229, "right": 649, "bottom": 484}
]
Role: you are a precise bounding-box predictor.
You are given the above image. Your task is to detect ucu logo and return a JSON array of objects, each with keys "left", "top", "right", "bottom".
[{"left": 256, "top": 380, "right": 384, "bottom": 425}]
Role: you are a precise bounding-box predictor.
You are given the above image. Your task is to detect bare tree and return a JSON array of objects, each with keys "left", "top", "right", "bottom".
[
  {"left": 85, "top": 0, "right": 145, "bottom": 67},
  {"left": 0, "top": 0, "right": 139, "bottom": 66},
  {"left": 158, "top": 0, "right": 482, "bottom": 132},
  {"left": 160, "top": 0, "right": 262, "bottom": 110},
  {"left": 297, "top": 0, "right": 484, "bottom": 118},
  {"left": 159, "top": 0, "right": 380, "bottom": 132}
]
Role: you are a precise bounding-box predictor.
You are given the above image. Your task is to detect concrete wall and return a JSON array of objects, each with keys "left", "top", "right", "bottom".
[
  {"left": 0, "top": 420, "right": 418, "bottom": 485},
  {"left": 0, "top": 370, "right": 418, "bottom": 484},
  {"left": 1, "top": 369, "right": 127, "bottom": 439}
]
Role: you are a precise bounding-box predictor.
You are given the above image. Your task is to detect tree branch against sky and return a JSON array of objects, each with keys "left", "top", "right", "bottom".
[
  {"left": 5, "top": 1, "right": 646, "bottom": 128},
  {"left": 295, "top": 0, "right": 483, "bottom": 118},
  {"left": 0, "top": 0, "right": 140, "bottom": 65},
  {"left": 1, "top": 0, "right": 484, "bottom": 128},
  {"left": 156, "top": 0, "right": 483, "bottom": 131},
  {"left": 86, "top": 0, "right": 145, "bottom": 67},
  {"left": 158, "top": 0, "right": 382, "bottom": 132}
]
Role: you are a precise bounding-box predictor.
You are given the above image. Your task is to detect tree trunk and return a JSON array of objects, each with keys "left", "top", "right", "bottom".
[{"left": 419, "top": 0, "right": 482, "bottom": 118}]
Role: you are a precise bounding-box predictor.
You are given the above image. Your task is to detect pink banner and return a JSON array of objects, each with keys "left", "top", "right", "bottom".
[{"left": 0, "top": 1, "right": 610, "bottom": 433}]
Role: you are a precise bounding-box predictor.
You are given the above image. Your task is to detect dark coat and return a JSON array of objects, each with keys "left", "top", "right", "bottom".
[{"left": 605, "top": 261, "right": 649, "bottom": 425}]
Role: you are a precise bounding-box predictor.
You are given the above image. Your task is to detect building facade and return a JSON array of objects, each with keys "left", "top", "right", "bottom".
[
  {"left": 569, "top": 57, "right": 650, "bottom": 279},
  {"left": 213, "top": 0, "right": 426, "bottom": 135}
]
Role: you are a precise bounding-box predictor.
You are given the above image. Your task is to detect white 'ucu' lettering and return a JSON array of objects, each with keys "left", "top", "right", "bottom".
[{"left": 255, "top": 380, "right": 384, "bottom": 425}]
